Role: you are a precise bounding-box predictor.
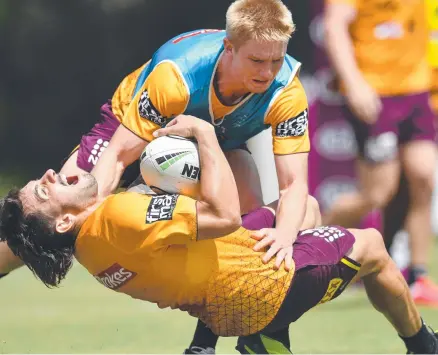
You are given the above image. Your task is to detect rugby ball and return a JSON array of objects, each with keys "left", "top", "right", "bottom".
[{"left": 140, "top": 135, "right": 200, "bottom": 197}]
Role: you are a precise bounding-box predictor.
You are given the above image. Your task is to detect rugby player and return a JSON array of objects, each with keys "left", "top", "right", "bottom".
[
  {"left": 322, "top": 0, "right": 438, "bottom": 305},
  {"left": 1, "top": 115, "right": 437, "bottom": 354}
]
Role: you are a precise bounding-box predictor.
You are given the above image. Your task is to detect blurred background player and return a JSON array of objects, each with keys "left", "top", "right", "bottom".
[
  {"left": 322, "top": 0, "right": 438, "bottom": 306},
  {"left": 382, "top": 0, "right": 438, "bottom": 305}
]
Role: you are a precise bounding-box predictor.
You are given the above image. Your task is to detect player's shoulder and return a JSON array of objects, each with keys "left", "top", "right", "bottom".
[
  {"left": 105, "top": 191, "right": 151, "bottom": 206},
  {"left": 280, "top": 75, "right": 306, "bottom": 98},
  {"left": 267, "top": 76, "right": 307, "bottom": 115},
  {"left": 100, "top": 193, "right": 152, "bottom": 220}
]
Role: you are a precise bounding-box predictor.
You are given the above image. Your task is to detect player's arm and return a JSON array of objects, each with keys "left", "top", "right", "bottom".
[
  {"left": 272, "top": 79, "right": 310, "bottom": 239},
  {"left": 274, "top": 151, "right": 308, "bottom": 241},
  {"left": 91, "top": 125, "right": 147, "bottom": 197},
  {"left": 91, "top": 62, "right": 189, "bottom": 197},
  {"left": 154, "top": 115, "right": 242, "bottom": 240},
  {"left": 255, "top": 77, "right": 310, "bottom": 270},
  {"left": 324, "top": 0, "right": 381, "bottom": 122},
  {"left": 324, "top": 0, "right": 359, "bottom": 89}
]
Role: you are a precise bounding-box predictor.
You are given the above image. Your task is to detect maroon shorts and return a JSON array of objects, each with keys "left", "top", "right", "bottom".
[
  {"left": 242, "top": 208, "right": 359, "bottom": 332},
  {"left": 346, "top": 92, "right": 436, "bottom": 163},
  {"left": 66, "top": 100, "right": 140, "bottom": 188}
]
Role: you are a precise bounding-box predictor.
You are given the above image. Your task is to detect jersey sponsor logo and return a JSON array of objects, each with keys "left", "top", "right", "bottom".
[
  {"left": 300, "top": 226, "right": 346, "bottom": 243},
  {"left": 181, "top": 163, "right": 200, "bottom": 180},
  {"left": 94, "top": 263, "right": 137, "bottom": 290},
  {"left": 138, "top": 90, "right": 166, "bottom": 126},
  {"left": 87, "top": 138, "right": 109, "bottom": 166},
  {"left": 146, "top": 194, "right": 179, "bottom": 224},
  {"left": 275, "top": 109, "right": 308, "bottom": 137},
  {"left": 155, "top": 151, "right": 190, "bottom": 171}
]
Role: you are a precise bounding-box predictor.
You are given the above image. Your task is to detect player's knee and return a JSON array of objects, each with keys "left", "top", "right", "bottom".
[
  {"left": 363, "top": 186, "right": 397, "bottom": 210},
  {"left": 349, "top": 228, "right": 388, "bottom": 274},
  {"left": 407, "top": 169, "right": 435, "bottom": 203}
]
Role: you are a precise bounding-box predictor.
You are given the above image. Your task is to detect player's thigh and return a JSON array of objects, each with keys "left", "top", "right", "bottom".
[
  {"left": 400, "top": 140, "right": 437, "bottom": 193},
  {"left": 356, "top": 158, "right": 401, "bottom": 207},
  {"left": 225, "top": 147, "right": 264, "bottom": 214},
  {"left": 399, "top": 92, "right": 437, "bottom": 193},
  {"left": 344, "top": 228, "right": 388, "bottom": 281},
  {"left": 0, "top": 241, "right": 23, "bottom": 272}
]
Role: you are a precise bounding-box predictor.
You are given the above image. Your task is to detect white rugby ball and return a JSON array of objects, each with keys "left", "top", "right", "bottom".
[{"left": 140, "top": 135, "right": 200, "bottom": 197}]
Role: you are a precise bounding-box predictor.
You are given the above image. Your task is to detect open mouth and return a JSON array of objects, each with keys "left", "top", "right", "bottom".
[
  {"left": 67, "top": 175, "right": 79, "bottom": 185},
  {"left": 59, "top": 174, "right": 79, "bottom": 186}
]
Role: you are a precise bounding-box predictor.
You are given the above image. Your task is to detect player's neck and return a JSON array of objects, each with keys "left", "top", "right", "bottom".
[
  {"left": 215, "top": 56, "right": 249, "bottom": 106},
  {"left": 74, "top": 197, "right": 106, "bottom": 232}
]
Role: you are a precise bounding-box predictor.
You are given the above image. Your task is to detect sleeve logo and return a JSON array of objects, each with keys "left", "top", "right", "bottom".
[
  {"left": 138, "top": 90, "right": 166, "bottom": 126},
  {"left": 275, "top": 108, "right": 309, "bottom": 137},
  {"left": 146, "top": 194, "right": 179, "bottom": 224}
]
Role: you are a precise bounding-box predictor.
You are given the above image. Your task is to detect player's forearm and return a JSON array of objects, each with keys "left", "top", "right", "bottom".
[
  {"left": 91, "top": 146, "right": 127, "bottom": 197},
  {"left": 324, "top": 19, "right": 363, "bottom": 87},
  {"left": 91, "top": 124, "right": 148, "bottom": 197},
  {"left": 275, "top": 178, "right": 308, "bottom": 240},
  {"left": 195, "top": 127, "right": 241, "bottom": 238}
]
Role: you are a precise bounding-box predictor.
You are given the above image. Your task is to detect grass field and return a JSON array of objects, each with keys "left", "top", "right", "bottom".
[
  {"left": 1, "top": 182, "right": 438, "bottom": 353},
  {"left": 1, "top": 245, "right": 437, "bottom": 354}
]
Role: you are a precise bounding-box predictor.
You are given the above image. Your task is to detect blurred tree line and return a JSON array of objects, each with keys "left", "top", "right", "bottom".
[{"left": 0, "top": 0, "right": 312, "bottom": 179}]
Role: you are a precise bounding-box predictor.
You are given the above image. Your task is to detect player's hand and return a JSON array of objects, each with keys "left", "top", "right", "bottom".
[
  {"left": 153, "top": 114, "right": 213, "bottom": 139},
  {"left": 345, "top": 79, "right": 382, "bottom": 124},
  {"left": 251, "top": 228, "right": 294, "bottom": 271}
]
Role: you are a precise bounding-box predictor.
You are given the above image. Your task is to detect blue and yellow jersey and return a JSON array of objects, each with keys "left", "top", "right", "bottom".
[{"left": 115, "top": 29, "right": 310, "bottom": 155}]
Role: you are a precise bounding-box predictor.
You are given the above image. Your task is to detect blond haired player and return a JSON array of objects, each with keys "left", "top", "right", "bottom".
[
  {"left": 1, "top": 115, "right": 438, "bottom": 354},
  {"left": 88, "top": 0, "right": 312, "bottom": 352},
  {"left": 323, "top": 0, "right": 438, "bottom": 306}
]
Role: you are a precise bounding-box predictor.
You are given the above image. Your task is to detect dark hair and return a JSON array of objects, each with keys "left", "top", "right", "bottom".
[{"left": 0, "top": 189, "right": 76, "bottom": 287}]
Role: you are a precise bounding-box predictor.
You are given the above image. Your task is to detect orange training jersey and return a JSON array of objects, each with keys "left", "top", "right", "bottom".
[
  {"left": 121, "top": 61, "right": 310, "bottom": 155},
  {"left": 327, "top": 0, "right": 430, "bottom": 95},
  {"left": 75, "top": 192, "right": 294, "bottom": 336},
  {"left": 426, "top": 0, "right": 438, "bottom": 113}
]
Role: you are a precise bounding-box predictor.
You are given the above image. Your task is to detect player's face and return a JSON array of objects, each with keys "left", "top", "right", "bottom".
[
  {"left": 229, "top": 39, "right": 287, "bottom": 93},
  {"left": 21, "top": 169, "right": 98, "bottom": 219}
]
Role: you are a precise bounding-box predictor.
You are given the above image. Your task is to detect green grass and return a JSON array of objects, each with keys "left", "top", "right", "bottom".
[{"left": 1, "top": 248, "right": 438, "bottom": 354}]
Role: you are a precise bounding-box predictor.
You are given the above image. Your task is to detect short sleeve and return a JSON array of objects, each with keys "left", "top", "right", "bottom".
[
  {"left": 121, "top": 62, "right": 190, "bottom": 142},
  {"left": 264, "top": 76, "right": 311, "bottom": 155}
]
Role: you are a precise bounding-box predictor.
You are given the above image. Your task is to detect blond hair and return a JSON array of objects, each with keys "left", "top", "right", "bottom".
[{"left": 226, "top": 0, "right": 295, "bottom": 47}]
